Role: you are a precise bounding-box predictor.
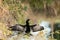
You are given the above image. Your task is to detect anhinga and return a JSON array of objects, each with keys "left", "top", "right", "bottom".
[{"left": 9, "top": 19, "right": 36, "bottom": 34}]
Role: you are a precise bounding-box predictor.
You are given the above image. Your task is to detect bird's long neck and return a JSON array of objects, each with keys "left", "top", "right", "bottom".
[{"left": 26, "top": 19, "right": 30, "bottom": 26}]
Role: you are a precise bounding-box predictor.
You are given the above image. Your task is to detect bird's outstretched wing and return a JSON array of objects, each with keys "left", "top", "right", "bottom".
[
  {"left": 9, "top": 24, "right": 26, "bottom": 31},
  {"left": 31, "top": 25, "right": 44, "bottom": 32}
]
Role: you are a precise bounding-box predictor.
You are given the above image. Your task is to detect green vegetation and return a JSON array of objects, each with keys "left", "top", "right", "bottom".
[
  {"left": 21, "top": 0, "right": 53, "bottom": 11},
  {"left": 2, "top": 0, "right": 26, "bottom": 24}
]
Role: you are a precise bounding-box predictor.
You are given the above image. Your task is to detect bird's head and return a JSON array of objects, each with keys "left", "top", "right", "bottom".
[{"left": 26, "top": 19, "right": 30, "bottom": 23}]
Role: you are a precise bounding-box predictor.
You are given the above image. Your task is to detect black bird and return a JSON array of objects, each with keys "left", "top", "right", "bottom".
[
  {"left": 9, "top": 19, "right": 37, "bottom": 34},
  {"left": 25, "top": 19, "right": 36, "bottom": 34}
]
